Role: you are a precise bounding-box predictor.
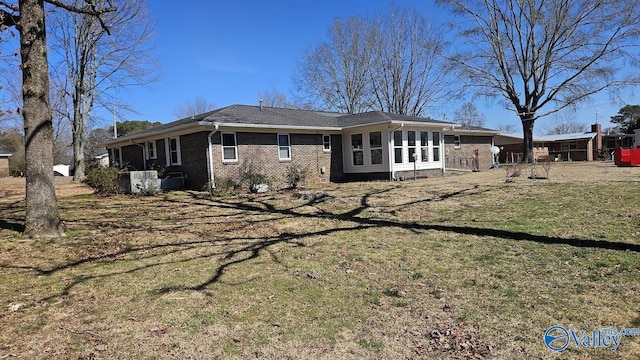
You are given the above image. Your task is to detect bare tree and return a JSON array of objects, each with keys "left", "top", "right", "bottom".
[
  {"left": 258, "top": 87, "right": 292, "bottom": 108},
  {"left": 453, "top": 102, "right": 486, "bottom": 127},
  {"left": 438, "top": 0, "right": 640, "bottom": 162},
  {"left": 49, "top": 0, "right": 156, "bottom": 182},
  {"left": 172, "top": 96, "right": 216, "bottom": 118},
  {"left": 544, "top": 112, "right": 586, "bottom": 135},
  {"left": 0, "top": 0, "right": 115, "bottom": 237},
  {"left": 370, "top": 5, "right": 453, "bottom": 116},
  {"left": 496, "top": 123, "right": 517, "bottom": 134},
  {"left": 293, "top": 16, "right": 377, "bottom": 114}
]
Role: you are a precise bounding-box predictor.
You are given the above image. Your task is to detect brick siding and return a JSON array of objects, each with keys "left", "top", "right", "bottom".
[
  {"left": 211, "top": 132, "right": 340, "bottom": 190},
  {"left": 0, "top": 158, "right": 9, "bottom": 177},
  {"left": 444, "top": 135, "right": 494, "bottom": 171}
]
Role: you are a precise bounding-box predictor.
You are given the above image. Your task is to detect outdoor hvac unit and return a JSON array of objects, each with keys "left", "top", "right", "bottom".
[{"left": 119, "top": 170, "right": 159, "bottom": 194}]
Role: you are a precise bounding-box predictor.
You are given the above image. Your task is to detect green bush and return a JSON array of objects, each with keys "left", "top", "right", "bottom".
[
  {"left": 85, "top": 167, "right": 122, "bottom": 195},
  {"left": 285, "top": 165, "right": 309, "bottom": 189}
]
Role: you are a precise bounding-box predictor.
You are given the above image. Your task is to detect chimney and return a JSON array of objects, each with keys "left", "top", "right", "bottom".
[
  {"left": 591, "top": 123, "right": 602, "bottom": 159},
  {"left": 259, "top": 98, "right": 263, "bottom": 111}
]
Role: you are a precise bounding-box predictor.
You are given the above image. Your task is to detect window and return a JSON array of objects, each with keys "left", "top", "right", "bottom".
[
  {"left": 433, "top": 132, "right": 440, "bottom": 162},
  {"left": 561, "top": 142, "right": 578, "bottom": 151},
  {"left": 112, "top": 147, "right": 122, "bottom": 167},
  {"left": 278, "top": 134, "right": 291, "bottom": 160},
  {"left": 370, "top": 131, "right": 383, "bottom": 165},
  {"left": 393, "top": 130, "right": 403, "bottom": 164},
  {"left": 222, "top": 132, "right": 238, "bottom": 162},
  {"left": 420, "top": 131, "right": 429, "bottom": 162},
  {"left": 145, "top": 141, "right": 157, "bottom": 160},
  {"left": 323, "top": 134, "right": 331, "bottom": 152},
  {"left": 351, "top": 133, "right": 364, "bottom": 166},
  {"left": 454, "top": 135, "right": 461, "bottom": 149},
  {"left": 166, "top": 137, "right": 181, "bottom": 166},
  {"left": 408, "top": 131, "right": 417, "bottom": 162}
]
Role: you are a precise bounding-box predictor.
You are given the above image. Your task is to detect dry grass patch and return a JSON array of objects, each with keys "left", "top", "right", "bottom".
[{"left": 0, "top": 162, "right": 639, "bottom": 359}]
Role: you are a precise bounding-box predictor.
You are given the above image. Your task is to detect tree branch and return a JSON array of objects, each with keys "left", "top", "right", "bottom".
[
  {"left": 44, "top": 0, "right": 116, "bottom": 34},
  {"left": 0, "top": 8, "right": 18, "bottom": 28}
]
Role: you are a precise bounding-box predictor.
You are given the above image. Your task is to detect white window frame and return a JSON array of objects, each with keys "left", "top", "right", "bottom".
[
  {"left": 420, "top": 131, "right": 429, "bottom": 162},
  {"left": 454, "top": 135, "right": 461, "bottom": 149},
  {"left": 322, "top": 134, "right": 331, "bottom": 152},
  {"left": 433, "top": 131, "right": 441, "bottom": 162},
  {"left": 408, "top": 130, "right": 417, "bottom": 163},
  {"left": 112, "top": 147, "right": 122, "bottom": 167},
  {"left": 145, "top": 140, "right": 157, "bottom": 160},
  {"left": 165, "top": 137, "right": 182, "bottom": 166},
  {"left": 393, "top": 130, "right": 403, "bottom": 164},
  {"left": 221, "top": 132, "right": 238, "bottom": 163},
  {"left": 369, "top": 131, "right": 383, "bottom": 165},
  {"left": 278, "top": 133, "right": 291, "bottom": 161},
  {"left": 351, "top": 133, "right": 364, "bottom": 166}
]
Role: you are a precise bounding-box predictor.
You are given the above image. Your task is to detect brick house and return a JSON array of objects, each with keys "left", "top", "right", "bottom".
[
  {"left": 0, "top": 145, "right": 12, "bottom": 177},
  {"left": 495, "top": 124, "right": 603, "bottom": 162},
  {"left": 102, "top": 105, "right": 497, "bottom": 190}
]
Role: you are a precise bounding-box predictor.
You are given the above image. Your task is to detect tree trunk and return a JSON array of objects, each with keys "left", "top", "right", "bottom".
[
  {"left": 72, "top": 91, "right": 86, "bottom": 182},
  {"left": 521, "top": 117, "right": 535, "bottom": 163},
  {"left": 19, "top": 0, "right": 64, "bottom": 237}
]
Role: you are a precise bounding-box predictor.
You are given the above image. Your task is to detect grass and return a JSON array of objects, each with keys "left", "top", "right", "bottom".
[{"left": 0, "top": 162, "right": 639, "bottom": 359}]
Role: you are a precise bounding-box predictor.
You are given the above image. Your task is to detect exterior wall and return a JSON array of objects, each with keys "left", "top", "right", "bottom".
[
  {"left": 0, "top": 157, "right": 9, "bottom": 177},
  {"left": 444, "top": 135, "right": 494, "bottom": 170},
  {"left": 547, "top": 139, "right": 592, "bottom": 161},
  {"left": 120, "top": 144, "right": 145, "bottom": 170},
  {"left": 175, "top": 132, "right": 210, "bottom": 189},
  {"left": 211, "top": 131, "right": 336, "bottom": 190}
]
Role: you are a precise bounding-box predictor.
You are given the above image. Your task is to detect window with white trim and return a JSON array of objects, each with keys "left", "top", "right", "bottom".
[
  {"left": 278, "top": 134, "right": 291, "bottom": 160},
  {"left": 166, "top": 137, "right": 182, "bottom": 165},
  {"left": 222, "top": 132, "right": 238, "bottom": 162},
  {"left": 454, "top": 135, "right": 461, "bottom": 149},
  {"left": 369, "top": 131, "right": 383, "bottom": 165},
  {"left": 323, "top": 134, "right": 331, "bottom": 152},
  {"left": 433, "top": 132, "right": 441, "bottom": 161},
  {"left": 420, "top": 131, "right": 429, "bottom": 162},
  {"left": 351, "top": 133, "right": 364, "bottom": 166},
  {"left": 393, "top": 130, "right": 403, "bottom": 164},
  {"left": 145, "top": 141, "right": 157, "bottom": 160},
  {"left": 408, "top": 131, "right": 417, "bottom": 162}
]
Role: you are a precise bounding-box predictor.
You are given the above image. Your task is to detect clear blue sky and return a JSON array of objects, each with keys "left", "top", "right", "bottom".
[{"left": 112, "top": 0, "right": 635, "bottom": 133}]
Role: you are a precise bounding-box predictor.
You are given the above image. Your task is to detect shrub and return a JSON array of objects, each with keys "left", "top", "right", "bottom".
[
  {"left": 241, "top": 166, "right": 271, "bottom": 193},
  {"left": 85, "top": 167, "right": 122, "bottom": 195},
  {"left": 203, "top": 177, "right": 236, "bottom": 197},
  {"left": 285, "top": 165, "right": 309, "bottom": 189}
]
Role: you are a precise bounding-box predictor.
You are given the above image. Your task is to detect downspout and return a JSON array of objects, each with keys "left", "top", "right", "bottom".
[
  {"left": 207, "top": 123, "right": 220, "bottom": 187},
  {"left": 388, "top": 123, "right": 404, "bottom": 181},
  {"left": 130, "top": 139, "right": 146, "bottom": 170}
]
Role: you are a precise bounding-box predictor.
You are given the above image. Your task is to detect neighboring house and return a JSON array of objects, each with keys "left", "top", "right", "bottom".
[
  {"left": 94, "top": 152, "right": 110, "bottom": 168},
  {"left": 0, "top": 145, "right": 11, "bottom": 177},
  {"left": 103, "top": 105, "right": 500, "bottom": 190},
  {"left": 495, "top": 124, "right": 604, "bottom": 162}
]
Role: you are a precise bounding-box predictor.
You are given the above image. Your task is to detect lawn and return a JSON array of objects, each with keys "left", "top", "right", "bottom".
[{"left": 0, "top": 162, "right": 639, "bottom": 359}]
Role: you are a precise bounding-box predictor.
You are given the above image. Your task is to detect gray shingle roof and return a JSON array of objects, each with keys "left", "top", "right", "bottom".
[{"left": 104, "top": 104, "right": 458, "bottom": 145}]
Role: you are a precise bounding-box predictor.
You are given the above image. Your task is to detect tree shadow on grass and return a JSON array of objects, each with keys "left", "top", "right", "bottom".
[{"left": 2, "top": 184, "right": 638, "bottom": 304}]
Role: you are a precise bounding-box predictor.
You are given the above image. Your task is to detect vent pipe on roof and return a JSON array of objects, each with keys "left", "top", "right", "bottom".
[{"left": 259, "top": 98, "right": 263, "bottom": 111}]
